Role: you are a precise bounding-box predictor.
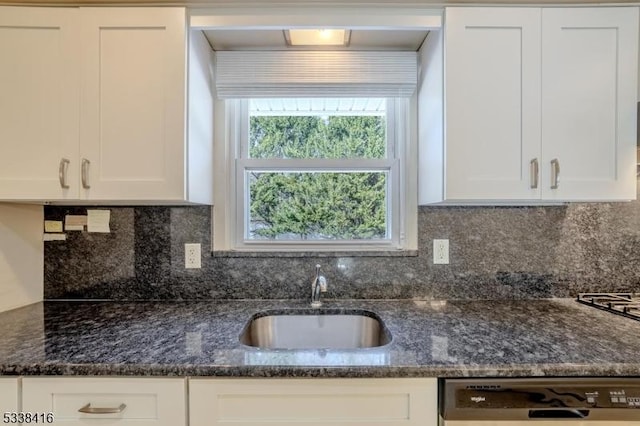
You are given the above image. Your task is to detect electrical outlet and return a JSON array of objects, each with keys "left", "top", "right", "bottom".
[
  {"left": 185, "top": 243, "right": 201, "bottom": 269},
  {"left": 433, "top": 239, "right": 449, "bottom": 264}
]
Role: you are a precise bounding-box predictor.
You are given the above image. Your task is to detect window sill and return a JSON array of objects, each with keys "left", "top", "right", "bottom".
[{"left": 211, "top": 249, "right": 418, "bottom": 258}]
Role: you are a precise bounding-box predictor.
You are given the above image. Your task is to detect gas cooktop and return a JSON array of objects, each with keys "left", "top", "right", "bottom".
[{"left": 578, "top": 293, "right": 640, "bottom": 322}]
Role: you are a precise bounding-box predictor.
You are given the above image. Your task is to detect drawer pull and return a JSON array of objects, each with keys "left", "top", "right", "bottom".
[{"left": 78, "top": 403, "right": 126, "bottom": 414}]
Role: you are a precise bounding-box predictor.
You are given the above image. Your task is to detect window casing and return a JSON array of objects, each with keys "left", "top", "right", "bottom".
[{"left": 214, "top": 97, "right": 414, "bottom": 252}]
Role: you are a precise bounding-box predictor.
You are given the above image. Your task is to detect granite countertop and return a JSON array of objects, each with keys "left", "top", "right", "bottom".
[{"left": 0, "top": 299, "right": 639, "bottom": 378}]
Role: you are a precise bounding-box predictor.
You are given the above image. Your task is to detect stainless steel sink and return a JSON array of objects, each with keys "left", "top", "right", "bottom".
[{"left": 239, "top": 311, "right": 391, "bottom": 350}]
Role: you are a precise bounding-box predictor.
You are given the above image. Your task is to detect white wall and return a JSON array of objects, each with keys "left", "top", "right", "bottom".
[{"left": 0, "top": 203, "right": 43, "bottom": 312}]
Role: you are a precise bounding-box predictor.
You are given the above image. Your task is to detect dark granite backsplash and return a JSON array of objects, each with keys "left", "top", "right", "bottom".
[{"left": 44, "top": 196, "right": 640, "bottom": 300}]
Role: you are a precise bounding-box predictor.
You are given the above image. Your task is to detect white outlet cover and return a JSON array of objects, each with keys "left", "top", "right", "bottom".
[
  {"left": 433, "top": 239, "right": 449, "bottom": 265},
  {"left": 185, "top": 243, "right": 202, "bottom": 269}
]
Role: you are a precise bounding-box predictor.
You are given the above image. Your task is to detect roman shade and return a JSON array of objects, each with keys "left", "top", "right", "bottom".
[{"left": 214, "top": 51, "right": 417, "bottom": 98}]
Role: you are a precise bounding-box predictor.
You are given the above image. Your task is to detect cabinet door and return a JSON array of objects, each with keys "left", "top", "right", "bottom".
[
  {"left": 0, "top": 378, "right": 18, "bottom": 413},
  {"left": 190, "top": 378, "right": 437, "bottom": 426},
  {"left": 79, "top": 8, "right": 187, "bottom": 201},
  {"left": 445, "top": 8, "right": 542, "bottom": 201},
  {"left": 22, "top": 377, "right": 186, "bottom": 426},
  {"left": 541, "top": 7, "right": 638, "bottom": 201},
  {"left": 0, "top": 7, "right": 80, "bottom": 200}
]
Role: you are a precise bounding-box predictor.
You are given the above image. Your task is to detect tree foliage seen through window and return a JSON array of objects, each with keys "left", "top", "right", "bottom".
[{"left": 248, "top": 115, "right": 387, "bottom": 240}]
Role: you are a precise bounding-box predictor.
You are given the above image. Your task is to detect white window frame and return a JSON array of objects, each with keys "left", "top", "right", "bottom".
[{"left": 213, "top": 98, "right": 416, "bottom": 253}]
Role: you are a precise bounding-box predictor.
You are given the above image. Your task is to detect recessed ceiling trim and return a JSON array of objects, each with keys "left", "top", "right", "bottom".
[{"left": 206, "top": 29, "right": 428, "bottom": 51}]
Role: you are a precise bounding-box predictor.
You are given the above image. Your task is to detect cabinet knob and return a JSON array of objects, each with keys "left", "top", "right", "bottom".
[{"left": 58, "top": 158, "right": 70, "bottom": 189}]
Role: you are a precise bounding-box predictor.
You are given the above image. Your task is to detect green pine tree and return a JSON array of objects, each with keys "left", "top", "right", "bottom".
[{"left": 249, "top": 115, "right": 387, "bottom": 240}]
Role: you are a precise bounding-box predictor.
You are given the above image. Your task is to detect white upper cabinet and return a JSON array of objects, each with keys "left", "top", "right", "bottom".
[
  {"left": 79, "top": 8, "right": 187, "bottom": 202},
  {"left": 0, "top": 7, "right": 80, "bottom": 200},
  {"left": 541, "top": 8, "right": 638, "bottom": 201},
  {"left": 444, "top": 8, "right": 542, "bottom": 201},
  {"left": 0, "top": 7, "right": 213, "bottom": 204},
  {"left": 421, "top": 6, "right": 638, "bottom": 203}
]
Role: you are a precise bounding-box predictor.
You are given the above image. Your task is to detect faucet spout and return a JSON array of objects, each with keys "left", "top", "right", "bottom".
[{"left": 310, "top": 264, "right": 328, "bottom": 308}]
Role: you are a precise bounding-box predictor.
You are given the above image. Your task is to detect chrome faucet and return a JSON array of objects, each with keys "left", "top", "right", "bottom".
[{"left": 310, "top": 264, "right": 328, "bottom": 308}]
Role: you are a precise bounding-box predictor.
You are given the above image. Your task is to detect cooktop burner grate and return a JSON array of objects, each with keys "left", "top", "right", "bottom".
[{"left": 577, "top": 293, "right": 640, "bottom": 321}]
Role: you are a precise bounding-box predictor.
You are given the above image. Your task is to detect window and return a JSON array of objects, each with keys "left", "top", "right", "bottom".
[{"left": 214, "top": 97, "right": 415, "bottom": 252}]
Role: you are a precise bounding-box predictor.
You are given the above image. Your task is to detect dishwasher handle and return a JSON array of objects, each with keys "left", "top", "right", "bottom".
[{"left": 529, "top": 409, "right": 590, "bottom": 419}]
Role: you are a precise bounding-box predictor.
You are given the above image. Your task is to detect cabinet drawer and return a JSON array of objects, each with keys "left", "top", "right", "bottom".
[
  {"left": 190, "top": 378, "right": 437, "bottom": 426},
  {"left": 22, "top": 377, "right": 185, "bottom": 426},
  {"left": 0, "top": 378, "right": 19, "bottom": 412}
]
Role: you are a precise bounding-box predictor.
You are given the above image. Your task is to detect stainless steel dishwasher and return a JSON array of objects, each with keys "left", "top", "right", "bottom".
[{"left": 440, "top": 378, "right": 640, "bottom": 425}]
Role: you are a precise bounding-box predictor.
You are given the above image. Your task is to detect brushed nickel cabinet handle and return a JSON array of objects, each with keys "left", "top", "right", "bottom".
[
  {"left": 78, "top": 403, "right": 126, "bottom": 414},
  {"left": 550, "top": 158, "right": 560, "bottom": 189},
  {"left": 81, "top": 158, "right": 91, "bottom": 189},
  {"left": 530, "top": 158, "right": 539, "bottom": 189},
  {"left": 58, "top": 158, "right": 70, "bottom": 189}
]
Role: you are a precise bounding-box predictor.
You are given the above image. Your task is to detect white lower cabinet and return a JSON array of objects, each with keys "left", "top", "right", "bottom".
[
  {"left": 189, "top": 378, "right": 438, "bottom": 426},
  {"left": 0, "top": 378, "right": 19, "bottom": 413},
  {"left": 22, "top": 377, "right": 186, "bottom": 426},
  {"left": 17, "top": 377, "right": 437, "bottom": 425}
]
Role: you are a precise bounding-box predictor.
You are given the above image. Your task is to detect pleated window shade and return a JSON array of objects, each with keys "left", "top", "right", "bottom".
[{"left": 214, "top": 51, "right": 417, "bottom": 98}]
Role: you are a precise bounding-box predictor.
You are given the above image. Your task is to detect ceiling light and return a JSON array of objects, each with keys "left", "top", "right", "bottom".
[{"left": 284, "top": 29, "right": 351, "bottom": 47}]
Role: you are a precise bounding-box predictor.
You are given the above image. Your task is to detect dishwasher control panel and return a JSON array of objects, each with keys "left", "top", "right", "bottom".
[{"left": 441, "top": 378, "right": 640, "bottom": 421}]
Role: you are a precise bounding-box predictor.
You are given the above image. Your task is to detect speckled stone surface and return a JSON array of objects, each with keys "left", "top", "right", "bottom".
[
  {"left": 1, "top": 299, "right": 639, "bottom": 377},
  {"left": 44, "top": 196, "right": 640, "bottom": 300}
]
